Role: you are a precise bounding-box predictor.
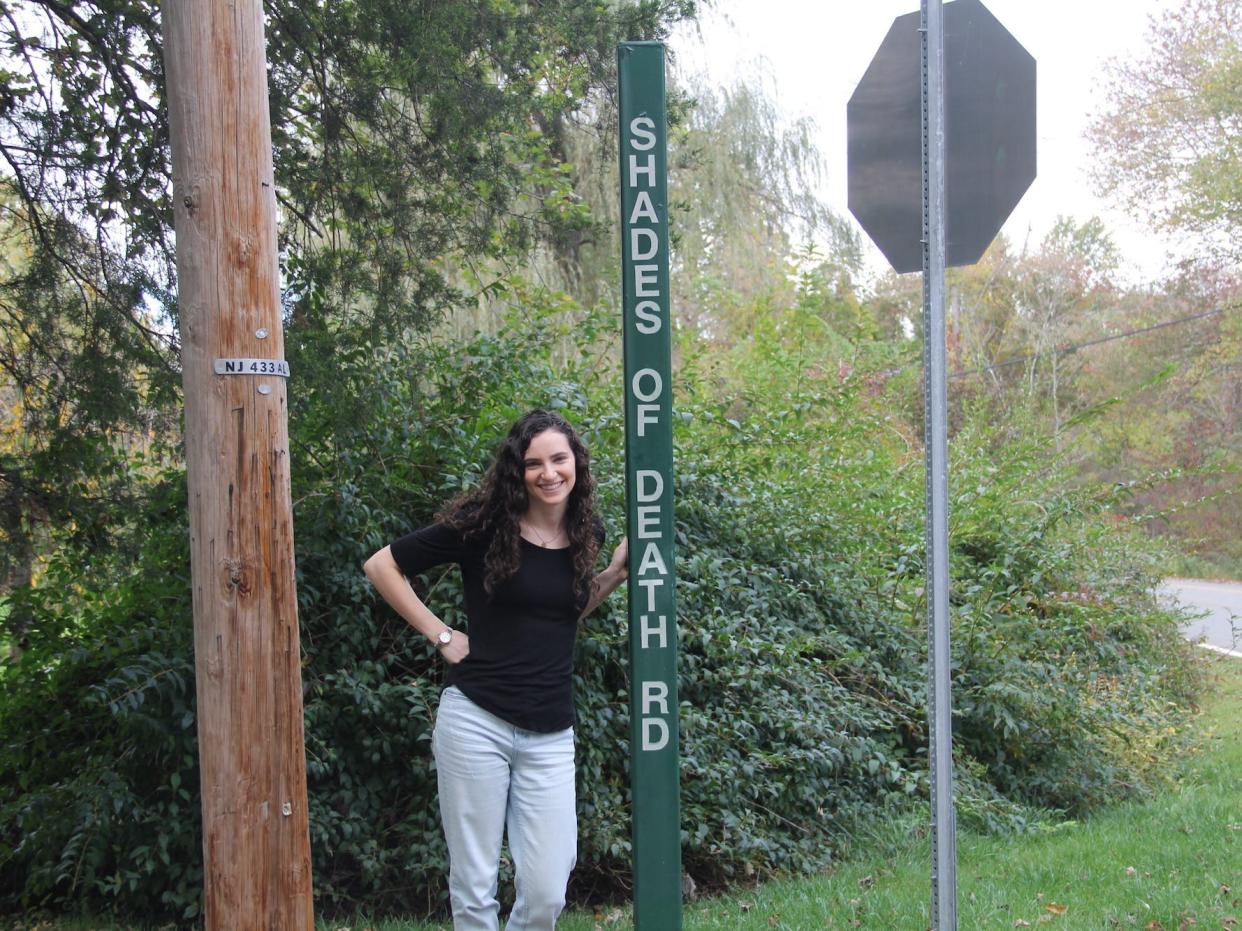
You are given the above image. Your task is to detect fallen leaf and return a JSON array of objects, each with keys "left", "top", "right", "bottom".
[
  {"left": 768, "top": 916, "right": 779, "bottom": 927},
  {"left": 858, "top": 875, "right": 875, "bottom": 889},
  {"left": 1144, "top": 921, "right": 1165, "bottom": 931},
  {"left": 683, "top": 873, "right": 698, "bottom": 899},
  {"left": 603, "top": 908, "right": 624, "bottom": 925},
  {"left": 740, "top": 900, "right": 755, "bottom": 913},
  {"left": 1047, "top": 902, "right": 1068, "bottom": 915},
  {"left": 1223, "top": 884, "right": 1233, "bottom": 895},
  {"left": 1126, "top": 867, "right": 1138, "bottom": 876},
  {"left": 1014, "top": 921, "right": 1031, "bottom": 928}
]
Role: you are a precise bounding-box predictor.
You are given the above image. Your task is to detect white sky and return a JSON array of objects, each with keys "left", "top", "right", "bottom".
[{"left": 670, "top": 0, "right": 1188, "bottom": 283}]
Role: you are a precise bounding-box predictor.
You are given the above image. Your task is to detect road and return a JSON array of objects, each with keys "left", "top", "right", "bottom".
[{"left": 1160, "top": 578, "right": 1242, "bottom": 655}]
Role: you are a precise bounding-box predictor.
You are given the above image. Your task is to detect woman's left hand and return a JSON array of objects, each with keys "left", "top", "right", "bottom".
[
  {"left": 580, "top": 537, "right": 629, "bottom": 620},
  {"left": 608, "top": 537, "right": 629, "bottom": 579}
]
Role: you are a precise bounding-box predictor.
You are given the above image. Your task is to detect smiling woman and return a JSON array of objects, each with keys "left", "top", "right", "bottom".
[
  {"left": 521, "top": 429, "right": 578, "bottom": 533},
  {"left": 362, "top": 409, "right": 628, "bottom": 931}
]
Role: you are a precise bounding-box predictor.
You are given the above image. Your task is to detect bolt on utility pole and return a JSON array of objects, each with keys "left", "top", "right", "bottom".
[
  {"left": 921, "top": 1, "right": 958, "bottom": 927},
  {"left": 162, "top": 0, "right": 314, "bottom": 927}
]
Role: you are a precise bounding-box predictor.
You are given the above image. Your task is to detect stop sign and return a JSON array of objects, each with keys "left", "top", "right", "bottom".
[{"left": 847, "top": 0, "right": 1036, "bottom": 273}]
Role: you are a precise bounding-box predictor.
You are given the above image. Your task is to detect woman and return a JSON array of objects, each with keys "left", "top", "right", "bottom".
[{"left": 363, "top": 409, "right": 628, "bottom": 931}]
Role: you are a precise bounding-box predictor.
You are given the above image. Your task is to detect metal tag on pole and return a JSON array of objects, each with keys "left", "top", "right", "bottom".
[
  {"left": 921, "top": 1, "right": 958, "bottom": 928},
  {"left": 617, "top": 41, "right": 683, "bottom": 931}
]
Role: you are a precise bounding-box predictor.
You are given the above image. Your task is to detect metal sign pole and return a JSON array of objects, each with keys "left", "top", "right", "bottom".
[
  {"left": 617, "top": 41, "right": 683, "bottom": 931},
  {"left": 921, "top": 1, "right": 958, "bottom": 928}
]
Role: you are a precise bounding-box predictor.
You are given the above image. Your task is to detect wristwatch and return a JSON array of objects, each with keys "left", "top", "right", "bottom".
[{"left": 436, "top": 628, "right": 454, "bottom": 649}]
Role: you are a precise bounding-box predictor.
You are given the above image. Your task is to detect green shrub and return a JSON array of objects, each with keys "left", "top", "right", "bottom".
[
  {"left": 0, "top": 474, "right": 203, "bottom": 919},
  {"left": 943, "top": 407, "right": 1202, "bottom": 814},
  {"left": 0, "top": 295, "right": 1202, "bottom": 922}
]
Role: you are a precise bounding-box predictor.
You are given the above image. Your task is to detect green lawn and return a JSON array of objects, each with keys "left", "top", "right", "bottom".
[
  {"left": 675, "top": 650, "right": 1241, "bottom": 930},
  {"left": 6, "top": 654, "right": 1239, "bottom": 931},
  {"left": 329, "top": 653, "right": 1242, "bottom": 931}
]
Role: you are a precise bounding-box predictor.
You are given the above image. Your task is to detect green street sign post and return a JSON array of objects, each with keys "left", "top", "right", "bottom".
[{"left": 618, "top": 41, "right": 683, "bottom": 930}]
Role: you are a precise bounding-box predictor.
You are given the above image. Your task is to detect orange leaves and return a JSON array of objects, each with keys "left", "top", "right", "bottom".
[{"left": 1014, "top": 898, "right": 1069, "bottom": 925}]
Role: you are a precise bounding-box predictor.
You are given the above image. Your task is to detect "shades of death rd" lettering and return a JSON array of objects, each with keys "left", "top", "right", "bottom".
[{"left": 621, "top": 106, "right": 676, "bottom": 756}]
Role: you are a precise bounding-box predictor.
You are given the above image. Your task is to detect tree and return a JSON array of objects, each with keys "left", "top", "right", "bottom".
[
  {"left": 664, "top": 76, "right": 862, "bottom": 341},
  {"left": 1075, "top": 261, "right": 1242, "bottom": 572},
  {"left": 1086, "top": 0, "right": 1242, "bottom": 572},
  {"left": 0, "top": 0, "right": 699, "bottom": 627},
  {"left": 0, "top": 194, "right": 166, "bottom": 653},
  {"left": 913, "top": 220, "right": 1122, "bottom": 432},
  {"left": 517, "top": 67, "right": 863, "bottom": 341},
  {"left": 1087, "top": 0, "right": 1242, "bottom": 257},
  {"left": 1009, "top": 218, "right": 1121, "bottom": 438}
]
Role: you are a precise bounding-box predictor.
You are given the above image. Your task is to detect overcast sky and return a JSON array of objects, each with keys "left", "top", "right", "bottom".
[{"left": 670, "top": 0, "right": 1188, "bottom": 282}]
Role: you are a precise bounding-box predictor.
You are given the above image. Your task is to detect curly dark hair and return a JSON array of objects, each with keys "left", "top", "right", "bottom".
[{"left": 437, "top": 410, "right": 601, "bottom": 606}]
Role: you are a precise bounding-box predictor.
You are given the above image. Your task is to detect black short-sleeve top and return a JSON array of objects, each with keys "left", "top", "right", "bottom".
[{"left": 390, "top": 521, "right": 602, "bottom": 733}]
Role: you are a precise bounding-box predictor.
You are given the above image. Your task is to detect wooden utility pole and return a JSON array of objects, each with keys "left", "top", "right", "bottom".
[{"left": 162, "top": 0, "right": 314, "bottom": 927}]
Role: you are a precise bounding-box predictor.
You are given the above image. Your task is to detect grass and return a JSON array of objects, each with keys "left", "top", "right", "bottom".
[
  {"left": 1163, "top": 552, "right": 1242, "bottom": 584},
  {"left": 333, "top": 652, "right": 1242, "bottom": 930},
  {"left": 6, "top": 654, "right": 1239, "bottom": 931}
]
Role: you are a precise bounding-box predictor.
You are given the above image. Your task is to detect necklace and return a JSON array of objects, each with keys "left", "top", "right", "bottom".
[{"left": 522, "top": 520, "right": 564, "bottom": 548}]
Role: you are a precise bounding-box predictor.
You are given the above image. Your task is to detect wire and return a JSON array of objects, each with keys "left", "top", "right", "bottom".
[{"left": 949, "top": 306, "right": 1229, "bottom": 380}]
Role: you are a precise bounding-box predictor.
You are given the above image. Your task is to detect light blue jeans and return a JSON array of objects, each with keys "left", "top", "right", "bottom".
[{"left": 433, "top": 686, "right": 577, "bottom": 931}]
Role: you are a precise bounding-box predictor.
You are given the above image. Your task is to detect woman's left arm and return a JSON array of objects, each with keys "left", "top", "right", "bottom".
[{"left": 580, "top": 537, "right": 628, "bottom": 619}]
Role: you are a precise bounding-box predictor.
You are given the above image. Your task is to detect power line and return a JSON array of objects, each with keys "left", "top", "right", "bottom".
[{"left": 949, "top": 306, "right": 1229, "bottom": 380}]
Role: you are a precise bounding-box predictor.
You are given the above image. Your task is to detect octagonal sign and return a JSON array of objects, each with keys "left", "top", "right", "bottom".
[{"left": 847, "top": 0, "right": 1036, "bottom": 273}]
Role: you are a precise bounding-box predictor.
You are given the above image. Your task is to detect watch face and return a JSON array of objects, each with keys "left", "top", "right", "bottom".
[{"left": 438, "top": 630, "right": 452, "bottom": 645}]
